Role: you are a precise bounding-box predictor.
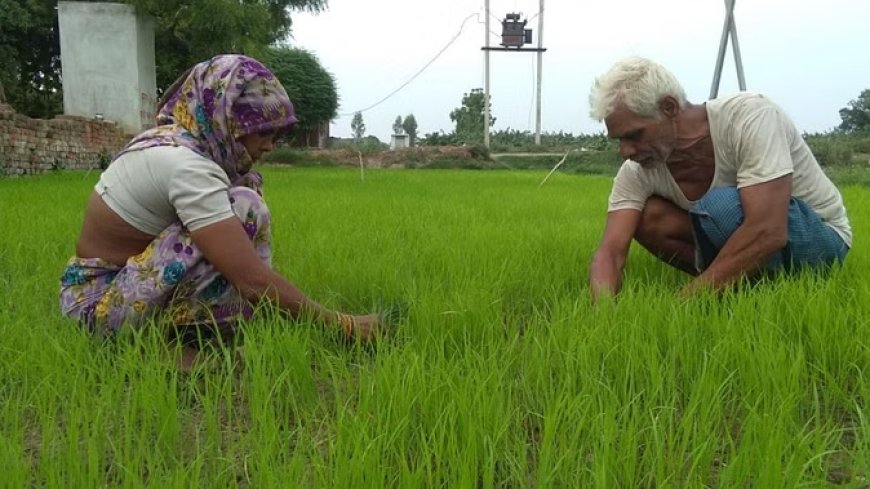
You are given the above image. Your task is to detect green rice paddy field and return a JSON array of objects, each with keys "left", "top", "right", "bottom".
[{"left": 1, "top": 167, "right": 869, "bottom": 487}]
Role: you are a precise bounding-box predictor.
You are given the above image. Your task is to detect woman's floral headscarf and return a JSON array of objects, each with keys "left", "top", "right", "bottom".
[{"left": 115, "top": 54, "right": 297, "bottom": 184}]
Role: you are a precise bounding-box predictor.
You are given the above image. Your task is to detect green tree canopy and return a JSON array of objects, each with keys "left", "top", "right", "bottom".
[
  {"left": 263, "top": 46, "right": 337, "bottom": 132},
  {"left": 0, "top": 0, "right": 63, "bottom": 117},
  {"left": 125, "top": 0, "right": 326, "bottom": 91},
  {"left": 351, "top": 111, "right": 365, "bottom": 140},
  {"left": 0, "top": 0, "right": 326, "bottom": 118},
  {"left": 402, "top": 114, "right": 418, "bottom": 146},
  {"left": 839, "top": 89, "right": 870, "bottom": 133},
  {"left": 449, "top": 88, "right": 494, "bottom": 145}
]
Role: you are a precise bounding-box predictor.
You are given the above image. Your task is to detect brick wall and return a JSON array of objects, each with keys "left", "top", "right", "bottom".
[{"left": 0, "top": 103, "right": 130, "bottom": 176}]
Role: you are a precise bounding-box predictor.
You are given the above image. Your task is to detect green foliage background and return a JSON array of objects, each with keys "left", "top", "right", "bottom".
[
  {"left": 264, "top": 46, "right": 338, "bottom": 132},
  {"left": 0, "top": 0, "right": 336, "bottom": 123}
]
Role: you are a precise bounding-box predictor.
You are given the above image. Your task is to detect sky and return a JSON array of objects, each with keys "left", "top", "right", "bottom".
[{"left": 288, "top": 0, "right": 870, "bottom": 142}]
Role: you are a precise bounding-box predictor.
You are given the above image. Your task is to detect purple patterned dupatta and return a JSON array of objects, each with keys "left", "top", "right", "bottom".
[{"left": 117, "top": 54, "right": 298, "bottom": 186}]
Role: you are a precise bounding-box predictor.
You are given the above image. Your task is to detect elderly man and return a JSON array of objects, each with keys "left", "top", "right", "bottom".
[{"left": 587, "top": 57, "right": 851, "bottom": 301}]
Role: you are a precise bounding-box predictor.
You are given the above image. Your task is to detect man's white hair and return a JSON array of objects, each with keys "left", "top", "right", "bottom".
[{"left": 588, "top": 56, "right": 687, "bottom": 121}]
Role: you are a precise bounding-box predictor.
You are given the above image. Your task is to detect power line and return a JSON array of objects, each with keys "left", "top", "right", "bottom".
[
  {"left": 339, "top": 12, "right": 481, "bottom": 116},
  {"left": 485, "top": 10, "right": 500, "bottom": 39}
]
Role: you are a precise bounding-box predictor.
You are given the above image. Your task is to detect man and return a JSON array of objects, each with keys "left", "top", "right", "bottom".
[{"left": 587, "top": 57, "right": 851, "bottom": 301}]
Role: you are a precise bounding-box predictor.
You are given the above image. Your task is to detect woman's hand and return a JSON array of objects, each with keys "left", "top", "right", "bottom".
[{"left": 337, "top": 313, "right": 382, "bottom": 342}]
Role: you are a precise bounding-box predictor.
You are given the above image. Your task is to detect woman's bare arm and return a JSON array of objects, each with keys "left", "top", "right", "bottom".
[{"left": 190, "top": 216, "right": 379, "bottom": 339}]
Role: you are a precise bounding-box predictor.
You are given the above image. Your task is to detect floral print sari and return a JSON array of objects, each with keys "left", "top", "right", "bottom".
[{"left": 60, "top": 55, "right": 296, "bottom": 337}]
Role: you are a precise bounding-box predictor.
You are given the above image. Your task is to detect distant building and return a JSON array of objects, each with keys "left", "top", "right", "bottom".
[
  {"left": 58, "top": 2, "right": 157, "bottom": 134},
  {"left": 289, "top": 121, "right": 330, "bottom": 149},
  {"left": 390, "top": 133, "right": 409, "bottom": 150}
]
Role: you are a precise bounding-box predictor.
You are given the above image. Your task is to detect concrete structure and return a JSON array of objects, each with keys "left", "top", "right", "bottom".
[
  {"left": 390, "top": 133, "right": 409, "bottom": 150},
  {"left": 58, "top": 2, "right": 157, "bottom": 134},
  {"left": 290, "top": 121, "right": 331, "bottom": 149}
]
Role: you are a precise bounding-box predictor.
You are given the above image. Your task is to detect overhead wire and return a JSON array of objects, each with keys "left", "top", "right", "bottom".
[{"left": 339, "top": 12, "right": 481, "bottom": 116}]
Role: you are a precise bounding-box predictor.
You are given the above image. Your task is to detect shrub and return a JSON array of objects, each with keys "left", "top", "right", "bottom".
[
  {"left": 468, "top": 144, "right": 490, "bottom": 160},
  {"left": 849, "top": 134, "right": 870, "bottom": 154},
  {"left": 805, "top": 135, "right": 854, "bottom": 166},
  {"left": 262, "top": 146, "right": 340, "bottom": 166},
  {"left": 97, "top": 151, "right": 112, "bottom": 170}
]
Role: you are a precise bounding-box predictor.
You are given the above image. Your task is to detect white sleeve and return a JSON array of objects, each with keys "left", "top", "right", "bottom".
[
  {"left": 168, "top": 156, "right": 235, "bottom": 231},
  {"left": 733, "top": 103, "right": 795, "bottom": 188},
  {"left": 607, "top": 161, "right": 652, "bottom": 212}
]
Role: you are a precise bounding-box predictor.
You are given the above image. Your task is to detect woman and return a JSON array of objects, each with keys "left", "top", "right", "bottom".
[{"left": 60, "top": 54, "right": 380, "bottom": 347}]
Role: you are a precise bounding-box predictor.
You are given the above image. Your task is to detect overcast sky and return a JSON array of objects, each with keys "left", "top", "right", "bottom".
[{"left": 288, "top": 0, "right": 870, "bottom": 142}]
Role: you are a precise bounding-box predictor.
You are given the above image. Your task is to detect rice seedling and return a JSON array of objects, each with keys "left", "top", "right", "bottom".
[{"left": 1, "top": 167, "right": 867, "bottom": 486}]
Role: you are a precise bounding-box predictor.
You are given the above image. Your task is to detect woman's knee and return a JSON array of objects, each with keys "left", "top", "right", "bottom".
[
  {"left": 229, "top": 186, "right": 271, "bottom": 241},
  {"left": 229, "top": 186, "right": 267, "bottom": 215}
]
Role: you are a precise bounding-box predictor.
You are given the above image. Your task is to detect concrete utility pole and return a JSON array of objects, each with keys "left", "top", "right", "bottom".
[
  {"left": 482, "top": 2, "right": 546, "bottom": 149},
  {"left": 534, "top": 0, "right": 544, "bottom": 145},
  {"left": 484, "top": 0, "right": 491, "bottom": 149},
  {"left": 710, "top": 0, "right": 746, "bottom": 99}
]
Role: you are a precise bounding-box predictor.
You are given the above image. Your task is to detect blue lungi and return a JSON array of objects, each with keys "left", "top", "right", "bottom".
[{"left": 689, "top": 187, "right": 848, "bottom": 272}]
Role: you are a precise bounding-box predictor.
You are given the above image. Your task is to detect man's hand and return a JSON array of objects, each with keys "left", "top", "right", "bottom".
[{"left": 589, "top": 209, "right": 641, "bottom": 302}]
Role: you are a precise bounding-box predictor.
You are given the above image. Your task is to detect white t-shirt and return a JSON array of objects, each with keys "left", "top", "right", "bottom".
[
  {"left": 607, "top": 92, "right": 852, "bottom": 247},
  {"left": 95, "top": 146, "right": 235, "bottom": 235}
]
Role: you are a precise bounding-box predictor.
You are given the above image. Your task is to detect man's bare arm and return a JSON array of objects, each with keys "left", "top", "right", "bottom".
[
  {"left": 589, "top": 209, "right": 642, "bottom": 302},
  {"left": 687, "top": 175, "right": 791, "bottom": 292}
]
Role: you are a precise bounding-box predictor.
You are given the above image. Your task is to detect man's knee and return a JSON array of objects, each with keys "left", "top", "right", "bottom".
[
  {"left": 636, "top": 196, "right": 691, "bottom": 244},
  {"left": 690, "top": 187, "right": 743, "bottom": 250},
  {"left": 633, "top": 196, "right": 697, "bottom": 273}
]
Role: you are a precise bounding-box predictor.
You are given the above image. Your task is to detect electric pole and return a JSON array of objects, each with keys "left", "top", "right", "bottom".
[
  {"left": 485, "top": 0, "right": 491, "bottom": 149},
  {"left": 710, "top": 0, "right": 746, "bottom": 99},
  {"left": 535, "top": 0, "right": 544, "bottom": 145},
  {"left": 482, "top": 3, "right": 546, "bottom": 149}
]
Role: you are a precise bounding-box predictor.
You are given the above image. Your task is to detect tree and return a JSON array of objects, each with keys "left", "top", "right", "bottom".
[
  {"left": 392, "top": 115, "right": 404, "bottom": 135},
  {"left": 351, "top": 112, "right": 365, "bottom": 141},
  {"left": 0, "top": 0, "right": 326, "bottom": 118},
  {"left": 839, "top": 89, "right": 870, "bottom": 133},
  {"left": 419, "top": 130, "right": 458, "bottom": 146},
  {"left": 121, "top": 0, "right": 328, "bottom": 91},
  {"left": 449, "top": 88, "right": 495, "bottom": 145},
  {"left": 402, "top": 114, "right": 418, "bottom": 146},
  {"left": 263, "top": 46, "right": 337, "bottom": 133},
  {"left": 0, "top": 0, "right": 63, "bottom": 118}
]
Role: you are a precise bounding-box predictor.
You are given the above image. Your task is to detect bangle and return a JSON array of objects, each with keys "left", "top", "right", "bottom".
[{"left": 337, "top": 313, "right": 354, "bottom": 339}]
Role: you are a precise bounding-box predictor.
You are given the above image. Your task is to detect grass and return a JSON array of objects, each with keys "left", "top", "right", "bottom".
[{"left": 1, "top": 167, "right": 869, "bottom": 487}]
